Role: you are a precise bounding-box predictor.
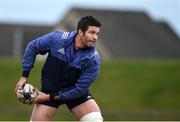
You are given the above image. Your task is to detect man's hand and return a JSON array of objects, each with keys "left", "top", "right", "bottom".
[
  {"left": 34, "top": 89, "right": 50, "bottom": 104},
  {"left": 15, "top": 76, "right": 27, "bottom": 92}
]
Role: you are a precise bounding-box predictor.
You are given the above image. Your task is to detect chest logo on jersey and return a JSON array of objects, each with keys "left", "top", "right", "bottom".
[{"left": 57, "top": 48, "right": 65, "bottom": 55}]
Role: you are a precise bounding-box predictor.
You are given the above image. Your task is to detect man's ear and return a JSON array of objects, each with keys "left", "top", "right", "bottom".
[{"left": 78, "top": 29, "right": 83, "bottom": 35}]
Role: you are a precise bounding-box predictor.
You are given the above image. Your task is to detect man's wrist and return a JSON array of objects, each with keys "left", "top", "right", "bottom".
[
  {"left": 20, "top": 76, "right": 28, "bottom": 80},
  {"left": 49, "top": 92, "right": 59, "bottom": 101},
  {"left": 22, "top": 71, "right": 30, "bottom": 78}
]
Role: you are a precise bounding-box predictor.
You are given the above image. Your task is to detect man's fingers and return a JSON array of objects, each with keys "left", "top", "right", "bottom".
[
  {"left": 15, "top": 76, "right": 27, "bottom": 92},
  {"left": 15, "top": 84, "right": 21, "bottom": 92},
  {"left": 15, "top": 83, "right": 25, "bottom": 92},
  {"left": 33, "top": 98, "right": 38, "bottom": 104},
  {"left": 35, "top": 88, "right": 40, "bottom": 94},
  {"left": 18, "top": 84, "right": 23, "bottom": 89},
  {"left": 15, "top": 84, "right": 18, "bottom": 92}
]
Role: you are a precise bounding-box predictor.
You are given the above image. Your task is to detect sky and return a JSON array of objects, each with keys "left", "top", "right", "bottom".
[{"left": 0, "top": 0, "right": 179, "bottom": 36}]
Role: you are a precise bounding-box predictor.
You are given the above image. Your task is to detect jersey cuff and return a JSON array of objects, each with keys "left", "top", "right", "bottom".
[
  {"left": 22, "top": 71, "right": 30, "bottom": 78},
  {"left": 49, "top": 92, "right": 59, "bottom": 100}
]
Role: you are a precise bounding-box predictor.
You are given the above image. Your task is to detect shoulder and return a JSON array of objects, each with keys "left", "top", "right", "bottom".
[
  {"left": 52, "top": 31, "right": 76, "bottom": 39},
  {"left": 49, "top": 31, "right": 65, "bottom": 39},
  {"left": 46, "top": 31, "right": 72, "bottom": 45},
  {"left": 91, "top": 48, "right": 100, "bottom": 60},
  {"left": 85, "top": 47, "right": 101, "bottom": 65},
  {"left": 53, "top": 31, "right": 77, "bottom": 44},
  {"left": 46, "top": 31, "right": 70, "bottom": 39}
]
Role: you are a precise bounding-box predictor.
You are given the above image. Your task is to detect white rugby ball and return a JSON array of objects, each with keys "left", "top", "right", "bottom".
[{"left": 16, "top": 83, "right": 37, "bottom": 104}]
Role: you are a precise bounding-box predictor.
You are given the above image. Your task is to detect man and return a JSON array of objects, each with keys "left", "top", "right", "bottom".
[{"left": 15, "top": 16, "right": 103, "bottom": 121}]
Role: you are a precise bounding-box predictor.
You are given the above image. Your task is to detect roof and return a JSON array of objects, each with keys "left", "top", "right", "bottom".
[
  {"left": 58, "top": 8, "right": 180, "bottom": 59},
  {"left": 0, "top": 23, "right": 54, "bottom": 57}
]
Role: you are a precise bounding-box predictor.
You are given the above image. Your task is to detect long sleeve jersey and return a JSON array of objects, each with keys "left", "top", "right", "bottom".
[{"left": 22, "top": 31, "right": 100, "bottom": 101}]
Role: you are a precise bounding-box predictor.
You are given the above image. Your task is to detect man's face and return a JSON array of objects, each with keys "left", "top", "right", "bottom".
[{"left": 79, "top": 26, "right": 100, "bottom": 48}]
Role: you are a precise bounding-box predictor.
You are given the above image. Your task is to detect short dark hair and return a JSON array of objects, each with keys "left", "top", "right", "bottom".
[{"left": 77, "top": 16, "right": 102, "bottom": 33}]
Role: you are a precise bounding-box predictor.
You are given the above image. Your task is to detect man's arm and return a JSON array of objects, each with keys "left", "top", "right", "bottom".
[
  {"left": 34, "top": 57, "right": 100, "bottom": 103},
  {"left": 37, "top": 59, "right": 100, "bottom": 102},
  {"left": 59, "top": 57, "right": 100, "bottom": 101},
  {"left": 22, "top": 32, "right": 59, "bottom": 77},
  {"left": 15, "top": 32, "right": 60, "bottom": 91}
]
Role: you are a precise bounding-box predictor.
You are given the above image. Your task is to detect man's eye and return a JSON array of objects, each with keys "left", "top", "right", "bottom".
[{"left": 91, "top": 31, "right": 95, "bottom": 34}]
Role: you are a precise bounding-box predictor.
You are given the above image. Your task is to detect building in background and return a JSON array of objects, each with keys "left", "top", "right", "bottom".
[
  {"left": 56, "top": 8, "right": 180, "bottom": 60},
  {"left": 0, "top": 23, "right": 54, "bottom": 58},
  {"left": 0, "top": 7, "right": 180, "bottom": 59}
]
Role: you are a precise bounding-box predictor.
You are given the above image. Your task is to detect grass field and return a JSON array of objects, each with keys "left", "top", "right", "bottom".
[{"left": 0, "top": 58, "right": 180, "bottom": 120}]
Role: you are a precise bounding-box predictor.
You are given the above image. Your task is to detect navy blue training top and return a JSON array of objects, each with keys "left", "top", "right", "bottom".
[{"left": 22, "top": 31, "right": 101, "bottom": 101}]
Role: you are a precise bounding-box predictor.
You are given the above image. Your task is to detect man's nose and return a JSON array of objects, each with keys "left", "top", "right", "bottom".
[{"left": 93, "top": 35, "right": 98, "bottom": 41}]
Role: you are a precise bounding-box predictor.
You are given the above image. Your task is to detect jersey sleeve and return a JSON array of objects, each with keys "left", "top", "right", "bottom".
[
  {"left": 58, "top": 54, "right": 101, "bottom": 101},
  {"left": 22, "top": 31, "right": 61, "bottom": 77}
]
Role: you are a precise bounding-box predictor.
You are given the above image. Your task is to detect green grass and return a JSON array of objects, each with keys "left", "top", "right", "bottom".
[{"left": 0, "top": 58, "right": 180, "bottom": 120}]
